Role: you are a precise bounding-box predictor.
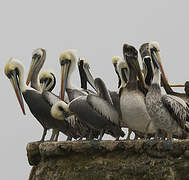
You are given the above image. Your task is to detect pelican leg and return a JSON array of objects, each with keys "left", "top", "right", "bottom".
[
  {"left": 126, "top": 128, "right": 132, "bottom": 140},
  {"left": 98, "top": 129, "right": 105, "bottom": 141},
  {"left": 86, "top": 130, "right": 93, "bottom": 140},
  {"left": 66, "top": 136, "right": 72, "bottom": 141},
  {"left": 40, "top": 128, "right": 47, "bottom": 142},
  {"left": 146, "top": 132, "right": 159, "bottom": 147},
  {"left": 50, "top": 129, "right": 56, "bottom": 141},
  {"left": 134, "top": 134, "right": 139, "bottom": 140},
  {"left": 115, "top": 136, "right": 120, "bottom": 141},
  {"left": 54, "top": 130, "right": 59, "bottom": 141},
  {"left": 77, "top": 137, "right": 83, "bottom": 141},
  {"left": 163, "top": 132, "right": 173, "bottom": 150}
]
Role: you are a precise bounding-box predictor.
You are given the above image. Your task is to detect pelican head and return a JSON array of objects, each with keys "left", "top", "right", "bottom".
[
  {"left": 39, "top": 70, "right": 56, "bottom": 92},
  {"left": 139, "top": 43, "right": 150, "bottom": 58},
  {"left": 26, "top": 48, "right": 46, "bottom": 85},
  {"left": 50, "top": 101, "right": 74, "bottom": 120},
  {"left": 59, "top": 49, "right": 78, "bottom": 100},
  {"left": 112, "top": 56, "right": 121, "bottom": 65},
  {"left": 148, "top": 41, "right": 168, "bottom": 82},
  {"left": 123, "top": 44, "right": 147, "bottom": 89},
  {"left": 4, "top": 58, "right": 26, "bottom": 115}
]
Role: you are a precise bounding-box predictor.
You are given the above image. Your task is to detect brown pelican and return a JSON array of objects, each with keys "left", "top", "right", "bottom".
[
  {"left": 60, "top": 50, "right": 102, "bottom": 140},
  {"left": 59, "top": 50, "right": 125, "bottom": 140},
  {"left": 4, "top": 58, "right": 80, "bottom": 141},
  {"left": 119, "top": 44, "right": 157, "bottom": 137},
  {"left": 50, "top": 77, "right": 125, "bottom": 140},
  {"left": 145, "top": 66, "right": 189, "bottom": 147},
  {"left": 26, "top": 48, "right": 46, "bottom": 91},
  {"left": 26, "top": 48, "right": 62, "bottom": 141},
  {"left": 148, "top": 41, "right": 189, "bottom": 103},
  {"left": 39, "top": 69, "right": 60, "bottom": 141}
]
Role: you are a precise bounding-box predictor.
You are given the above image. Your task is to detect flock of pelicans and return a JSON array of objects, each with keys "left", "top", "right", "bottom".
[{"left": 4, "top": 41, "right": 189, "bottom": 148}]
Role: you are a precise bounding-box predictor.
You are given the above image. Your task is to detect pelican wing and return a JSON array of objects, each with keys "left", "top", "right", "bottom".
[
  {"left": 87, "top": 94, "right": 120, "bottom": 125},
  {"left": 162, "top": 94, "right": 189, "bottom": 128},
  {"left": 94, "top": 78, "right": 113, "bottom": 105},
  {"left": 42, "top": 90, "right": 61, "bottom": 106}
]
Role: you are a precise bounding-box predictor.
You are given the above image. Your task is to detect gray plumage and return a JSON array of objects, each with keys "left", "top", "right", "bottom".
[{"left": 145, "top": 69, "right": 189, "bottom": 139}]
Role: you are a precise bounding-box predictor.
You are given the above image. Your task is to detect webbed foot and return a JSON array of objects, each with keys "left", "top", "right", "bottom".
[{"left": 163, "top": 140, "right": 173, "bottom": 150}]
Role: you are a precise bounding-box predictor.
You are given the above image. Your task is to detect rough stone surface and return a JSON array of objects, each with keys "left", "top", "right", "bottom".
[{"left": 27, "top": 140, "right": 189, "bottom": 180}]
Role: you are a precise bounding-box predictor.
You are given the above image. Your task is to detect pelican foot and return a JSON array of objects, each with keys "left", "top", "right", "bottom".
[
  {"left": 163, "top": 140, "right": 173, "bottom": 150},
  {"left": 115, "top": 137, "right": 120, "bottom": 141},
  {"left": 146, "top": 139, "right": 158, "bottom": 147},
  {"left": 90, "top": 139, "right": 100, "bottom": 148},
  {"left": 66, "top": 136, "right": 72, "bottom": 141},
  {"left": 76, "top": 137, "right": 83, "bottom": 141}
]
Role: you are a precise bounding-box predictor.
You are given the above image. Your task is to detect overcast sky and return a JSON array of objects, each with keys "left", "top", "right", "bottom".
[{"left": 1, "top": 0, "right": 189, "bottom": 179}]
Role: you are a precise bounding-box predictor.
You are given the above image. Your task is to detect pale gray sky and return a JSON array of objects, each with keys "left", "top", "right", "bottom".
[{"left": 1, "top": 0, "right": 189, "bottom": 179}]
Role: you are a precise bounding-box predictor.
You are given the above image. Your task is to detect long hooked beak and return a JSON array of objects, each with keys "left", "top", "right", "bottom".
[
  {"left": 150, "top": 49, "right": 168, "bottom": 83},
  {"left": 60, "top": 61, "right": 70, "bottom": 100},
  {"left": 26, "top": 58, "right": 37, "bottom": 85},
  {"left": 169, "top": 84, "right": 185, "bottom": 87},
  {"left": 83, "top": 61, "right": 97, "bottom": 92},
  {"left": 10, "top": 70, "right": 26, "bottom": 115}
]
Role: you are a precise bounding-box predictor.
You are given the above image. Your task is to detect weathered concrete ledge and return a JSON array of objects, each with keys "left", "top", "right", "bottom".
[{"left": 27, "top": 140, "right": 189, "bottom": 180}]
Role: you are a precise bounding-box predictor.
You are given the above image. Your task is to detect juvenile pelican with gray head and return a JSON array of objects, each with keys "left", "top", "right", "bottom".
[
  {"left": 145, "top": 63, "right": 189, "bottom": 145},
  {"left": 148, "top": 41, "right": 189, "bottom": 103}
]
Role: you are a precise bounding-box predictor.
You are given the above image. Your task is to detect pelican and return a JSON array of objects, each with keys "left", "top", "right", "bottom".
[
  {"left": 140, "top": 44, "right": 189, "bottom": 141},
  {"left": 60, "top": 50, "right": 102, "bottom": 139},
  {"left": 148, "top": 41, "right": 189, "bottom": 103},
  {"left": 50, "top": 77, "right": 125, "bottom": 140},
  {"left": 26, "top": 48, "right": 62, "bottom": 141},
  {"left": 39, "top": 69, "right": 61, "bottom": 141},
  {"left": 119, "top": 44, "right": 156, "bottom": 137},
  {"left": 26, "top": 48, "right": 46, "bottom": 91},
  {"left": 4, "top": 58, "right": 80, "bottom": 141},
  {"left": 145, "top": 66, "right": 189, "bottom": 145}
]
